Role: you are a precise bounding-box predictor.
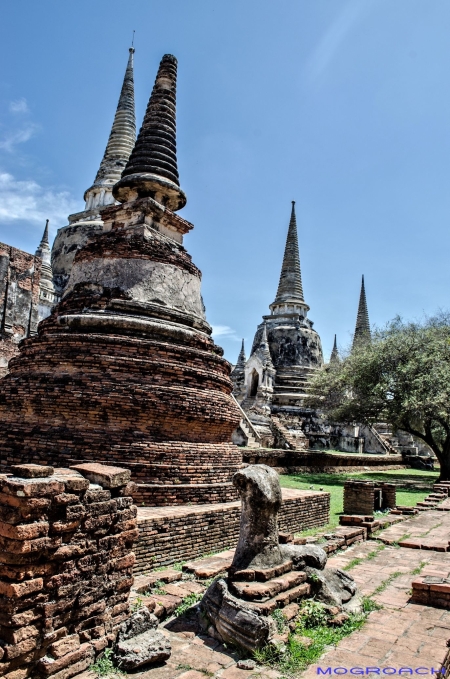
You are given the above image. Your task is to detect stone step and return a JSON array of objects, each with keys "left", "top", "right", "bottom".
[
  {"left": 133, "top": 569, "right": 183, "bottom": 593},
  {"left": 230, "top": 559, "right": 293, "bottom": 582},
  {"left": 182, "top": 552, "right": 234, "bottom": 578},
  {"left": 230, "top": 570, "right": 306, "bottom": 602},
  {"left": 245, "top": 581, "right": 311, "bottom": 615}
]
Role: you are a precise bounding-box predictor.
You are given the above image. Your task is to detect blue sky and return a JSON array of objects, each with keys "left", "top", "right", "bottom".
[{"left": 0, "top": 1, "right": 449, "bottom": 362}]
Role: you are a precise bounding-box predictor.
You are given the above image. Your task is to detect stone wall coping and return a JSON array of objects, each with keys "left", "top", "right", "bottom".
[
  {"left": 70, "top": 463, "right": 131, "bottom": 488},
  {"left": 137, "top": 487, "right": 329, "bottom": 523}
]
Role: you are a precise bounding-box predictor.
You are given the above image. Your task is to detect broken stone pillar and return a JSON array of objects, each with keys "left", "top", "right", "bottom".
[
  {"left": 201, "top": 464, "right": 360, "bottom": 652},
  {"left": 230, "top": 465, "right": 284, "bottom": 573},
  {"left": 113, "top": 607, "right": 171, "bottom": 671}
]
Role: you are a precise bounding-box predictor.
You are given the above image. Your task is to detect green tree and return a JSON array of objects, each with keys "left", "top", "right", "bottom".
[{"left": 305, "top": 316, "right": 450, "bottom": 480}]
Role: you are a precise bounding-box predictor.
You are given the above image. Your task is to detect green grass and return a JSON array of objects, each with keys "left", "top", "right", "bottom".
[
  {"left": 372, "top": 571, "right": 402, "bottom": 595},
  {"left": 174, "top": 591, "right": 203, "bottom": 616},
  {"left": 343, "top": 557, "right": 364, "bottom": 571},
  {"left": 90, "top": 649, "right": 124, "bottom": 677},
  {"left": 254, "top": 607, "right": 370, "bottom": 676},
  {"left": 279, "top": 469, "right": 437, "bottom": 534},
  {"left": 366, "top": 544, "right": 385, "bottom": 559},
  {"left": 254, "top": 597, "right": 384, "bottom": 677},
  {"left": 411, "top": 560, "right": 427, "bottom": 575}
]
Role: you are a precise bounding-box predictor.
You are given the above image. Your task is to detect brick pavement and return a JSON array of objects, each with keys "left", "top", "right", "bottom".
[
  {"left": 300, "top": 539, "right": 450, "bottom": 677},
  {"left": 77, "top": 509, "right": 450, "bottom": 678}
]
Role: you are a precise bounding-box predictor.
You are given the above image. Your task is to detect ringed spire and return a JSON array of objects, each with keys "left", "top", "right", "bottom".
[
  {"left": 330, "top": 334, "right": 339, "bottom": 364},
  {"left": 270, "top": 202, "right": 309, "bottom": 316},
  {"left": 114, "top": 54, "right": 186, "bottom": 211},
  {"left": 352, "top": 275, "right": 371, "bottom": 349}
]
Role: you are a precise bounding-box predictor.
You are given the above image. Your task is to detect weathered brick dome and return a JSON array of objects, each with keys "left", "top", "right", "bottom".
[{"left": 0, "top": 53, "right": 241, "bottom": 506}]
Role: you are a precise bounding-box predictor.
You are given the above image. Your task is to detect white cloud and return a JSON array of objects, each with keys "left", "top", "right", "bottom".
[
  {"left": 0, "top": 123, "right": 39, "bottom": 152},
  {"left": 0, "top": 172, "right": 79, "bottom": 228},
  {"left": 211, "top": 325, "right": 241, "bottom": 341},
  {"left": 305, "top": 0, "right": 374, "bottom": 83},
  {"left": 9, "top": 98, "right": 29, "bottom": 114}
]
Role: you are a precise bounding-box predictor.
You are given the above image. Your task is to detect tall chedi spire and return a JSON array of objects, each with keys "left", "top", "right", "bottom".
[
  {"left": 352, "top": 275, "right": 371, "bottom": 349},
  {"left": 0, "top": 53, "right": 241, "bottom": 507},
  {"left": 246, "top": 201, "right": 323, "bottom": 412},
  {"left": 230, "top": 339, "right": 246, "bottom": 402},
  {"left": 84, "top": 47, "right": 136, "bottom": 211},
  {"left": 51, "top": 46, "right": 136, "bottom": 295},
  {"left": 269, "top": 201, "right": 309, "bottom": 318},
  {"left": 114, "top": 54, "right": 185, "bottom": 210},
  {"left": 329, "top": 334, "right": 339, "bottom": 364},
  {"left": 35, "top": 220, "right": 58, "bottom": 321}
]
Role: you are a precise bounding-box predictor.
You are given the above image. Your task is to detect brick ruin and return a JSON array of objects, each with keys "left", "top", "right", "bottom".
[
  {"left": 343, "top": 479, "right": 396, "bottom": 516},
  {"left": 135, "top": 487, "right": 330, "bottom": 573},
  {"left": 0, "top": 242, "right": 42, "bottom": 378},
  {"left": 0, "top": 462, "right": 137, "bottom": 679},
  {"left": 0, "top": 223, "right": 59, "bottom": 379},
  {"left": 0, "top": 54, "right": 241, "bottom": 506}
]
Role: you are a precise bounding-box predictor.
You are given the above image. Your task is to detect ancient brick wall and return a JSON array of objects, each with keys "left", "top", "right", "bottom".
[
  {"left": 243, "top": 449, "right": 405, "bottom": 472},
  {"left": 343, "top": 480, "right": 396, "bottom": 516},
  {"left": 134, "top": 489, "right": 330, "bottom": 573},
  {"left": 0, "top": 242, "right": 41, "bottom": 377},
  {"left": 438, "top": 643, "right": 450, "bottom": 679},
  {"left": 0, "top": 462, "right": 138, "bottom": 679}
]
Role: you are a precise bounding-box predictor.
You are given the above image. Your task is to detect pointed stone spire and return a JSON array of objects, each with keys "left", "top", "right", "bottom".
[
  {"left": 236, "top": 339, "right": 246, "bottom": 368},
  {"left": 113, "top": 54, "right": 186, "bottom": 211},
  {"left": 84, "top": 47, "right": 136, "bottom": 211},
  {"left": 35, "top": 220, "right": 51, "bottom": 266},
  {"left": 41, "top": 219, "right": 49, "bottom": 247},
  {"left": 52, "top": 47, "right": 137, "bottom": 296},
  {"left": 352, "top": 275, "right": 371, "bottom": 349},
  {"left": 35, "top": 220, "right": 58, "bottom": 321},
  {"left": 270, "top": 202, "right": 309, "bottom": 316},
  {"left": 230, "top": 339, "right": 246, "bottom": 401},
  {"left": 258, "top": 323, "right": 274, "bottom": 367},
  {"left": 330, "top": 334, "right": 339, "bottom": 364}
]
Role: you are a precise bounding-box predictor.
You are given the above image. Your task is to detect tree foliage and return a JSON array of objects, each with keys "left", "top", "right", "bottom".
[{"left": 305, "top": 315, "right": 450, "bottom": 479}]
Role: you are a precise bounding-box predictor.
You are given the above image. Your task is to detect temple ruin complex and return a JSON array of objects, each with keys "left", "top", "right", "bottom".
[{"left": 0, "top": 220, "right": 59, "bottom": 378}]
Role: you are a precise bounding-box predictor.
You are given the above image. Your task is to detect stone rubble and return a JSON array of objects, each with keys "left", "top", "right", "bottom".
[{"left": 113, "top": 607, "right": 171, "bottom": 670}]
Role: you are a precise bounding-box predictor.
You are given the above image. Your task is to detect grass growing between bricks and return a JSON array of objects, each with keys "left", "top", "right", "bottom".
[
  {"left": 279, "top": 469, "right": 436, "bottom": 534},
  {"left": 90, "top": 648, "right": 124, "bottom": 678},
  {"left": 371, "top": 571, "right": 403, "bottom": 595},
  {"left": 343, "top": 557, "right": 364, "bottom": 571},
  {"left": 411, "top": 560, "right": 427, "bottom": 575},
  {"left": 366, "top": 544, "right": 385, "bottom": 559},
  {"left": 254, "top": 597, "right": 381, "bottom": 678}
]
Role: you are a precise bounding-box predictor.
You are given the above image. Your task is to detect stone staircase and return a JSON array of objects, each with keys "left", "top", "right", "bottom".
[
  {"left": 270, "top": 415, "right": 309, "bottom": 451},
  {"left": 373, "top": 423, "right": 436, "bottom": 463},
  {"left": 368, "top": 423, "right": 399, "bottom": 455},
  {"left": 231, "top": 394, "right": 261, "bottom": 448},
  {"left": 271, "top": 366, "right": 315, "bottom": 406}
]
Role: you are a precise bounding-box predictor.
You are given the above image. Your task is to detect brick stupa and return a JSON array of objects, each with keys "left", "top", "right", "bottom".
[{"left": 0, "top": 54, "right": 241, "bottom": 505}]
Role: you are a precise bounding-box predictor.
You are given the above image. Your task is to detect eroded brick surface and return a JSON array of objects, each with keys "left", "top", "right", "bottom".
[
  {"left": 0, "top": 242, "right": 41, "bottom": 378},
  {"left": 135, "top": 489, "right": 330, "bottom": 572},
  {"left": 0, "top": 465, "right": 137, "bottom": 678}
]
